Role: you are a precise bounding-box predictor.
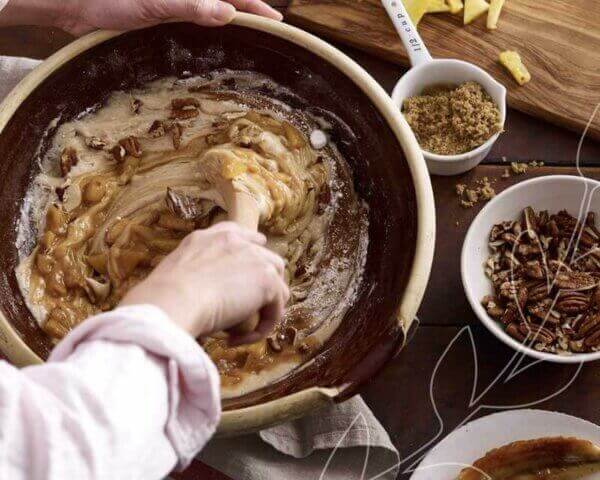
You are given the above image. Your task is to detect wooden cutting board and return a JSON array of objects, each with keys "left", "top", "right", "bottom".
[{"left": 286, "top": 0, "right": 600, "bottom": 140}]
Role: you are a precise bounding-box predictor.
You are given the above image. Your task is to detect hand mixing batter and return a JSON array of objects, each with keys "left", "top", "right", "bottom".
[{"left": 16, "top": 72, "right": 369, "bottom": 397}]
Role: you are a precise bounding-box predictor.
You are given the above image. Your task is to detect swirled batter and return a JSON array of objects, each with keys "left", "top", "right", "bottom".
[{"left": 16, "top": 72, "right": 368, "bottom": 397}]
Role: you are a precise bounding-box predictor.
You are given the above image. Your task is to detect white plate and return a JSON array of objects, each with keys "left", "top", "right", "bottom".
[
  {"left": 461, "top": 175, "right": 600, "bottom": 363},
  {"left": 410, "top": 409, "right": 600, "bottom": 480}
]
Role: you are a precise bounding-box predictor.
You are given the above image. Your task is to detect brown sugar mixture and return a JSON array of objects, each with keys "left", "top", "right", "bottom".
[{"left": 402, "top": 81, "right": 502, "bottom": 155}]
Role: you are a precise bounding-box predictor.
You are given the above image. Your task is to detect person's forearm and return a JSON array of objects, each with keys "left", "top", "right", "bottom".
[
  {"left": 0, "top": 0, "right": 73, "bottom": 28},
  {"left": 0, "top": 305, "right": 220, "bottom": 479}
]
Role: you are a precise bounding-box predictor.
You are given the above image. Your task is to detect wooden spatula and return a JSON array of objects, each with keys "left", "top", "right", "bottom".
[{"left": 221, "top": 183, "right": 262, "bottom": 336}]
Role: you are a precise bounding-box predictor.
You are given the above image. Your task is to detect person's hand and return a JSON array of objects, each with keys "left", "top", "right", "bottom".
[
  {"left": 0, "top": 0, "right": 281, "bottom": 36},
  {"left": 120, "top": 222, "right": 289, "bottom": 344},
  {"left": 57, "top": 0, "right": 282, "bottom": 36}
]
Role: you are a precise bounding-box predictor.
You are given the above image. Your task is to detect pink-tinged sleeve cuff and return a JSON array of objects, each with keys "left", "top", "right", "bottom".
[{"left": 49, "top": 304, "right": 221, "bottom": 469}]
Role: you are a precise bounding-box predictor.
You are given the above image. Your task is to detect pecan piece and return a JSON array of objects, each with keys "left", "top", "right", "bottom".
[
  {"left": 170, "top": 97, "right": 200, "bottom": 120},
  {"left": 130, "top": 98, "right": 143, "bottom": 114},
  {"left": 584, "top": 328, "right": 600, "bottom": 348},
  {"left": 517, "top": 243, "right": 541, "bottom": 257},
  {"left": 545, "top": 219, "right": 560, "bottom": 236},
  {"left": 59, "top": 147, "right": 78, "bottom": 176},
  {"left": 284, "top": 326, "right": 298, "bottom": 346},
  {"left": 110, "top": 144, "right": 126, "bottom": 162},
  {"left": 118, "top": 136, "right": 142, "bottom": 158},
  {"left": 577, "top": 313, "right": 600, "bottom": 338},
  {"left": 85, "top": 136, "right": 107, "bottom": 150},
  {"left": 148, "top": 120, "right": 167, "bottom": 138},
  {"left": 524, "top": 260, "right": 544, "bottom": 280},
  {"left": 267, "top": 335, "right": 282, "bottom": 353},
  {"left": 528, "top": 299, "right": 553, "bottom": 321},
  {"left": 501, "top": 303, "right": 519, "bottom": 325},
  {"left": 483, "top": 297, "right": 504, "bottom": 319},
  {"left": 506, "top": 323, "right": 527, "bottom": 342}
]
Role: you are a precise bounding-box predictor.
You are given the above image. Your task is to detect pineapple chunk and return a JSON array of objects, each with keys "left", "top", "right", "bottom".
[
  {"left": 464, "top": 0, "right": 489, "bottom": 24},
  {"left": 427, "top": 0, "right": 451, "bottom": 13},
  {"left": 499, "top": 51, "right": 531, "bottom": 85},
  {"left": 487, "top": 0, "right": 505, "bottom": 29},
  {"left": 402, "top": 0, "right": 429, "bottom": 25},
  {"left": 447, "top": 0, "right": 463, "bottom": 14}
]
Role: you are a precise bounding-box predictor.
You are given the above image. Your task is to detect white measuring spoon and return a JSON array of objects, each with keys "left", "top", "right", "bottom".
[{"left": 382, "top": 0, "right": 506, "bottom": 176}]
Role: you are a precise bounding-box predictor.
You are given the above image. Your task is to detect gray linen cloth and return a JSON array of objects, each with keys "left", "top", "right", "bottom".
[
  {"left": 1, "top": 55, "right": 400, "bottom": 480},
  {"left": 200, "top": 396, "right": 399, "bottom": 480}
]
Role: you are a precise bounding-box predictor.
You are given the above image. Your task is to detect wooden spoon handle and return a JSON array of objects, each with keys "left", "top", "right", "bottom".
[{"left": 226, "top": 189, "right": 262, "bottom": 336}]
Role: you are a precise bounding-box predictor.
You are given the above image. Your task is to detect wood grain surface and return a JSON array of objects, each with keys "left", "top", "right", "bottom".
[
  {"left": 0, "top": 2, "right": 599, "bottom": 479},
  {"left": 287, "top": 0, "right": 600, "bottom": 140}
]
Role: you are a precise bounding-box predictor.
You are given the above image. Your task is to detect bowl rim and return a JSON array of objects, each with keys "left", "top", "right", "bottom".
[
  {"left": 391, "top": 58, "right": 507, "bottom": 163},
  {"left": 0, "top": 13, "right": 436, "bottom": 433},
  {"left": 461, "top": 174, "right": 600, "bottom": 364}
]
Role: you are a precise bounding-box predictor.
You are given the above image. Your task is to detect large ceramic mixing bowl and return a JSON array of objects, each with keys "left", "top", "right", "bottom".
[{"left": 0, "top": 14, "right": 435, "bottom": 435}]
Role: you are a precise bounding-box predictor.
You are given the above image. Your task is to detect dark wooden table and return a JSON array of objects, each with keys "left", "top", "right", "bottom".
[{"left": 1, "top": 2, "right": 599, "bottom": 479}]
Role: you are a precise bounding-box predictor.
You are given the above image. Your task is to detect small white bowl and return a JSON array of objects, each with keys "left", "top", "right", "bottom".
[
  {"left": 392, "top": 59, "right": 506, "bottom": 176},
  {"left": 461, "top": 175, "right": 600, "bottom": 363}
]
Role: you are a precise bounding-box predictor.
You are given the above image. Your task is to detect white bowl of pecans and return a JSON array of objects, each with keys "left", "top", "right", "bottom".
[{"left": 462, "top": 175, "right": 600, "bottom": 363}]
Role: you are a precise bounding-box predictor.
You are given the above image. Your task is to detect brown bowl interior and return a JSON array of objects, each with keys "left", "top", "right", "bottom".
[{"left": 0, "top": 23, "right": 417, "bottom": 409}]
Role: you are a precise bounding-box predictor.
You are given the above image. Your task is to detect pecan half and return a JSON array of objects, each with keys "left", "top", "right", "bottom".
[
  {"left": 555, "top": 291, "right": 590, "bottom": 314},
  {"left": 555, "top": 271, "right": 597, "bottom": 291}
]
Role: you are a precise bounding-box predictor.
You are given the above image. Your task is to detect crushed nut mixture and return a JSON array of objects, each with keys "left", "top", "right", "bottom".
[
  {"left": 482, "top": 207, "right": 600, "bottom": 355},
  {"left": 402, "top": 81, "right": 502, "bottom": 155}
]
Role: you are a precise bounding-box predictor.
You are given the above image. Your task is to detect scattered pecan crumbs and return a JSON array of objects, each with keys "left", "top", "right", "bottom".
[
  {"left": 456, "top": 177, "right": 496, "bottom": 208},
  {"left": 59, "top": 147, "right": 78, "bottom": 176},
  {"left": 482, "top": 207, "right": 600, "bottom": 354},
  {"left": 511, "top": 161, "right": 544, "bottom": 175}
]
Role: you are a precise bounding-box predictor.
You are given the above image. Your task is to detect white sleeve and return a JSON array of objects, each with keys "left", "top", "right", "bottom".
[{"left": 0, "top": 305, "right": 221, "bottom": 480}]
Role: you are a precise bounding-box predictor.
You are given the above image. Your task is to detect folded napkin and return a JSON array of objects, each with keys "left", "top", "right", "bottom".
[
  {"left": 200, "top": 396, "right": 399, "bottom": 480},
  {"left": 0, "top": 54, "right": 400, "bottom": 480}
]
